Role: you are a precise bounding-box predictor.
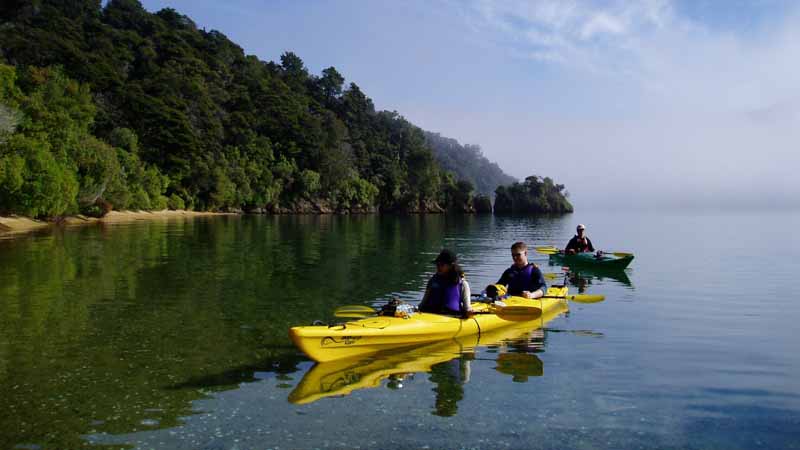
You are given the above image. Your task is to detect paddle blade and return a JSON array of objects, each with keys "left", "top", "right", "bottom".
[
  {"left": 333, "top": 305, "right": 376, "bottom": 318},
  {"left": 541, "top": 294, "right": 605, "bottom": 303},
  {"left": 493, "top": 305, "right": 542, "bottom": 321},
  {"left": 565, "top": 294, "right": 605, "bottom": 303},
  {"left": 534, "top": 246, "right": 559, "bottom": 255},
  {"left": 334, "top": 311, "right": 374, "bottom": 318},
  {"left": 599, "top": 250, "right": 633, "bottom": 258}
]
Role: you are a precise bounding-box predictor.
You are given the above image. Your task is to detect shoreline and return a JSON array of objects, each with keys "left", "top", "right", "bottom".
[
  {"left": 0, "top": 208, "right": 523, "bottom": 239},
  {"left": 0, "top": 210, "right": 233, "bottom": 238}
]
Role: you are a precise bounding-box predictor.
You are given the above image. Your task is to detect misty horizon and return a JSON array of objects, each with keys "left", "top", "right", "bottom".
[{"left": 139, "top": 0, "right": 800, "bottom": 211}]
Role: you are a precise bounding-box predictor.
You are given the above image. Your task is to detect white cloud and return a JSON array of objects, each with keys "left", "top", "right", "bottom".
[
  {"left": 455, "top": 0, "right": 680, "bottom": 79},
  {"left": 580, "top": 12, "right": 626, "bottom": 39}
]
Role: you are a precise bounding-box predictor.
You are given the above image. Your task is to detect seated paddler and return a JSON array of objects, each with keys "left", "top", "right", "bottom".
[
  {"left": 565, "top": 223, "right": 595, "bottom": 254},
  {"left": 496, "top": 242, "right": 546, "bottom": 299},
  {"left": 418, "top": 249, "right": 472, "bottom": 316}
]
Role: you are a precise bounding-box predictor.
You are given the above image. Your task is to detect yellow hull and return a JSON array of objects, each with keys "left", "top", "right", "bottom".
[
  {"left": 289, "top": 296, "right": 568, "bottom": 404},
  {"left": 289, "top": 286, "right": 569, "bottom": 363}
]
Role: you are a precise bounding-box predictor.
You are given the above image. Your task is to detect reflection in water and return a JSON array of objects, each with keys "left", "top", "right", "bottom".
[
  {"left": 0, "top": 213, "right": 614, "bottom": 448},
  {"left": 167, "top": 352, "right": 304, "bottom": 392},
  {"left": 544, "top": 263, "right": 633, "bottom": 293},
  {"left": 430, "top": 354, "right": 472, "bottom": 416},
  {"left": 495, "top": 353, "right": 543, "bottom": 382},
  {"left": 3, "top": 211, "right": 795, "bottom": 450},
  {"left": 0, "top": 214, "right": 458, "bottom": 449},
  {"left": 288, "top": 298, "right": 570, "bottom": 408},
  {"left": 386, "top": 373, "right": 413, "bottom": 389}
]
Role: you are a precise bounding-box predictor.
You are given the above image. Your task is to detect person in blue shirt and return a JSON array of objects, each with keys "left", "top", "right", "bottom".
[{"left": 496, "top": 242, "right": 546, "bottom": 299}]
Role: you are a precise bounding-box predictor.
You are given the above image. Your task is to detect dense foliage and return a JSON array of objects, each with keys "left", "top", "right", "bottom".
[
  {"left": 494, "top": 176, "right": 573, "bottom": 214},
  {"left": 0, "top": 0, "right": 560, "bottom": 218},
  {"left": 0, "top": 64, "right": 169, "bottom": 217}
]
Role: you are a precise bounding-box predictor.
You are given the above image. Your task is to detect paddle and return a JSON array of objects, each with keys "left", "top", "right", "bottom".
[
  {"left": 602, "top": 251, "right": 634, "bottom": 258},
  {"left": 333, "top": 305, "right": 378, "bottom": 318},
  {"left": 542, "top": 294, "right": 604, "bottom": 303},
  {"left": 332, "top": 304, "right": 543, "bottom": 320},
  {"left": 535, "top": 245, "right": 632, "bottom": 258},
  {"left": 534, "top": 246, "right": 560, "bottom": 255},
  {"left": 472, "top": 293, "right": 603, "bottom": 303},
  {"left": 331, "top": 292, "right": 604, "bottom": 320},
  {"left": 486, "top": 305, "right": 541, "bottom": 321}
]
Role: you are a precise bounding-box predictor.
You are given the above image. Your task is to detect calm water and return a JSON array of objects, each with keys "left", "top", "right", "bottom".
[{"left": 1, "top": 211, "right": 799, "bottom": 449}]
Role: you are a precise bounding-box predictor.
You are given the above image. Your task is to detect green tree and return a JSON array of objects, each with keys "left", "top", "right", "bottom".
[
  {"left": 0, "top": 3, "right": 565, "bottom": 216},
  {"left": 297, "top": 169, "right": 320, "bottom": 198},
  {"left": 0, "top": 134, "right": 79, "bottom": 217},
  {"left": 316, "top": 66, "right": 344, "bottom": 106},
  {"left": 494, "top": 175, "right": 572, "bottom": 214}
]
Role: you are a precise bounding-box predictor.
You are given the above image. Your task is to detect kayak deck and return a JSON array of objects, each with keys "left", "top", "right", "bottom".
[
  {"left": 549, "top": 252, "right": 633, "bottom": 270},
  {"left": 289, "top": 286, "right": 568, "bottom": 362}
]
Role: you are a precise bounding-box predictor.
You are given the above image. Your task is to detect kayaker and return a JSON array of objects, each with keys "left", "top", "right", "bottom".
[
  {"left": 496, "top": 242, "right": 546, "bottom": 299},
  {"left": 565, "top": 224, "right": 595, "bottom": 254},
  {"left": 419, "top": 249, "right": 472, "bottom": 316}
]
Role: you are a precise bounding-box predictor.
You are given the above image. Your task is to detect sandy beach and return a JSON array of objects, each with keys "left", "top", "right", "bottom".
[{"left": 0, "top": 210, "right": 232, "bottom": 237}]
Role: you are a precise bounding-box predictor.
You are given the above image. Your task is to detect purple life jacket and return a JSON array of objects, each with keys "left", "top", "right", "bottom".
[
  {"left": 507, "top": 264, "right": 535, "bottom": 296},
  {"left": 429, "top": 274, "right": 462, "bottom": 313}
]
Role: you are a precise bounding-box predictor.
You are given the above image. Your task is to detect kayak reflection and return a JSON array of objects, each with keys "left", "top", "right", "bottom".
[
  {"left": 546, "top": 266, "right": 633, "bottom": 292},
  {"left": 288, "top": 299, "right": 568, "bottom": 406}
]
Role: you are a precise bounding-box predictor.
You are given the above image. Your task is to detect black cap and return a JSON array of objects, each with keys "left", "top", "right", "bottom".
[{"left": 433, "top": 249, "right": 457, "bottom": 264}]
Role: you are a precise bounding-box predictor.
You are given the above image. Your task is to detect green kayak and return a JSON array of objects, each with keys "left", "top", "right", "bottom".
[{"left": 549, "top": 251, "right": 634, "bottom": 270}]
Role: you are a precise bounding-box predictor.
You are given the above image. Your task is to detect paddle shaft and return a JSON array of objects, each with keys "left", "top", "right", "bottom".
[{"left": 536, "top": 246, "right": 632, "bottom": 258}]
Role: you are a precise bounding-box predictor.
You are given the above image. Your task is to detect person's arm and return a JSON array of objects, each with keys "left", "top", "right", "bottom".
[
  {"left": 418, "top": 278, "right": 434, "bottom": 311},
  {"left": 460, "top": 279, "right": 471, "bottom": 311},
  {"left": 565, "top": 236, "right": 577, "bottom": 253},
  {"left": 529, "top": 266, "right": 547, "bottom": 299},
  {"left": 587, "top": 237, "right": 595, "bottom": 252},
  {"left": 496, "top": 268, "right": 510, "bottom": 286}
]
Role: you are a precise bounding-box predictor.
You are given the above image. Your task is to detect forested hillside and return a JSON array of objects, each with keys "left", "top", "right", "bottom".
[
  {"left": 424, "top": 132, "right": 517, "bottom": 196},
  {"left": 0, "top": 0, "right": 568, "bottom": 217}
]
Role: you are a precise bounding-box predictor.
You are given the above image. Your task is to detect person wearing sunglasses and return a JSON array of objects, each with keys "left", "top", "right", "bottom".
[
  {"left": 565, "top": 224, "right": 595, "bottom": 255},
  {"left": 419, "top": 249, "right": 473, "bottom": 317},
  {"left": 496, "top": 242, "right": 546, "bottom": 299}
]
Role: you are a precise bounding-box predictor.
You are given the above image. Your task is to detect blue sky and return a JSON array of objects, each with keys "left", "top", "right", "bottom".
[{"left": 140, "top": 0, "right": 800, "bottom": 210}]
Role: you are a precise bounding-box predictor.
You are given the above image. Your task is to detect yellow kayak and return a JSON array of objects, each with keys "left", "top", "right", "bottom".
[
  {"left": 289, "top": 297, "right": 567, "bottom": 404},
  {"left": 289, "top": 286, "right": 569, "bottom": 363}
]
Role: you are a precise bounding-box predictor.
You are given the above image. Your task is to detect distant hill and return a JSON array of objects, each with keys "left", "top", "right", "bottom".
[
  {"left": 424, "top": 132, "right": 518, "bottom": 196},
  {"left": 494, "top": 176, "right": 573, "bottom": 214}
]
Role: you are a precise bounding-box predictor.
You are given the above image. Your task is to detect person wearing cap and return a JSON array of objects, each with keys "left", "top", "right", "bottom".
[
  {"left": 496, "top": 242, "right": 546, "bottom": 299},
  {"left": 565, "top": 224, "right": 595, "bottom": 255},
  {"left": 419, "top": 249, "right": 472, "bottom": 316}
]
